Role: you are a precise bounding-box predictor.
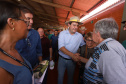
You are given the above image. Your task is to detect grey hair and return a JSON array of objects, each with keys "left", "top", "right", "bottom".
[{"left": 94, "top": 18, "right": 118, "bottom": 39}]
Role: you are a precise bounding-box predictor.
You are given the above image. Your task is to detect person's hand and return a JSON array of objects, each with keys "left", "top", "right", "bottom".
[
  {"left": 77, "top": 55, "right": 82, "bottom": 61},
  {"left": 71, "top": 53, "right": 80, "bottom": 62},
  {"left": 75, "top": 53, "right": 80, "bottom": 60}
]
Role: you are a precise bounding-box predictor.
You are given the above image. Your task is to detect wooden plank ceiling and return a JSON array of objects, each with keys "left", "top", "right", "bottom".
[{"left": 1, "top": 0, "right": 107, "bottom": 29}]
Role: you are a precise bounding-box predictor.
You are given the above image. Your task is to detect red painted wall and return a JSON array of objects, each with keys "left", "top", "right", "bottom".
[{"left": 80, "top": 2, "right": 125, "bottom": 40}]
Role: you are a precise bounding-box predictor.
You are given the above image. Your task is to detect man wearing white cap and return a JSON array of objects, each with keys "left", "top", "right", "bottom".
[{"left": 58, "top": 16, "right": 85, "bottom": 84}]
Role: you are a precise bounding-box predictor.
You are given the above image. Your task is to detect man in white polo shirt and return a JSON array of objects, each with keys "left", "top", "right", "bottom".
[{"left": 58, "top": 16, "right": 85, "bottom": 84}]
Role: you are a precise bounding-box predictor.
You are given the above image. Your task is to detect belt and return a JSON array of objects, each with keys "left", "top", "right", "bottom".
[{"left": 59, "top": 55, "right": 71, "bottom": 60}]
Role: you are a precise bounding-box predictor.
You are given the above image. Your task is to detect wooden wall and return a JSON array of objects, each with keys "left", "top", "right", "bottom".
[{"left": 79, "top": 2, "right": 125, "bottom": 40}]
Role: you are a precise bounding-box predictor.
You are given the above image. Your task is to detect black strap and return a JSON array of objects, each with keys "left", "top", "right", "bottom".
[{"left": 0, "top": 48, "right": 32, "bottom": 71}]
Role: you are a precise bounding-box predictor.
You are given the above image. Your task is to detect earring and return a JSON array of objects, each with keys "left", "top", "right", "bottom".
[{"left": 12, "top": 28, "right": 15, "bottom": 31}]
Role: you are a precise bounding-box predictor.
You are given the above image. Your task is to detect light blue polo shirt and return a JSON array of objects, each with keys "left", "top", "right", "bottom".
[{"left": 58, "top": 29, "right": 85, "bottom": 59}]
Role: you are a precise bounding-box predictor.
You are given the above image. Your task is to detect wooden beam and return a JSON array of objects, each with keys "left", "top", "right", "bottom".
[
  {"left": 65, "top": 0, "right": 75, "bottom": 21},
  {"left": 16, "top": 1, "right": 49, "bottom": 22},
  {"left": 39, "top": 17, "right": 65, "bottom": 24},
  {"left": 22, "top": 1, "right": 62, "bottom": 24},
  {"left": 13, "top": 0, "right": 64, "bottom": 28},
  {"left": 10, "top": 0, "right": 19, "bottom": 4},
  {"left": 15, "top": 0, "right": 28, "bottom": 6},
  {"left": 38, "top": 3, "right": 48, "bottom": 13},
  {"left": 31, "top": 0, "right": 87, "bottom": 14},
  {"left": 36, "top": 12, "right": 69, "bottom": 20}
]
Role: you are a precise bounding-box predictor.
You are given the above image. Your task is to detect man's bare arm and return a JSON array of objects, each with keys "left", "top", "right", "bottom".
[{"left": 49, "top": 47, "right": 52, "bottom": 61}]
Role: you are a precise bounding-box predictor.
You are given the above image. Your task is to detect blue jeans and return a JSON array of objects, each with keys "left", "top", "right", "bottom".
[{"left": 58, "top": 56, "right": 76, "bottom": 84}]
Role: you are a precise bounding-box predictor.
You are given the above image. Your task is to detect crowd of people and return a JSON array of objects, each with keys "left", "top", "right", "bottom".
[{"left": 0, "top": 1, "right": 126, "bottom": 84}]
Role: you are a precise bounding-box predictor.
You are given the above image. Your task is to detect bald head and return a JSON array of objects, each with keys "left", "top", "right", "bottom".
[{"left": 37, "top": 28, "right": 44, "bottom": 39}]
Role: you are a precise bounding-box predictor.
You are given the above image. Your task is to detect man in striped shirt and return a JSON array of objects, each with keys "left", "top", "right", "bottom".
[{"left": 84, "top": 18, "right": 126, "bottom": 84}]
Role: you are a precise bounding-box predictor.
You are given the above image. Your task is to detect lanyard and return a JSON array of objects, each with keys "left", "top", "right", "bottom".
[{"left": 0, "top": 48, "right": 32, "bottom": 72}]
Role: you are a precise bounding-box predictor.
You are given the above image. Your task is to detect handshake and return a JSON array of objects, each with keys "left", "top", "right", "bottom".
[
  {"left": 71, "top": 53, "right": 82, "bottom": 62},
  {"left": 71, "top": 53, "right": 88, "bottom": 64}
]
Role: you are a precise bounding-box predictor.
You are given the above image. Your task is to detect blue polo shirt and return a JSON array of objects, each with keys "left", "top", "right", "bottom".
[
  {"left": 15, "top": 29, "right": 42, "bottom": 68},
  {"left": 58, "top": 29, "right": 85, "bottom": 59}
]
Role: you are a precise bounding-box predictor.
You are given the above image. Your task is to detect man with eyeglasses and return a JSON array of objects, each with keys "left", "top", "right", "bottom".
[
  {"left": 58, "top": 16, "right": 85, "bottom": 84},
  {"left": 15, "top": 5, "right": 42, "bottom": 68},
  {"left": 77, "top": 32, "right": 96, "bottom": 84}
]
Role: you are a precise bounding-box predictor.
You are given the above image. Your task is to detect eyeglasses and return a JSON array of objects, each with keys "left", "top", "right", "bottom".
[
  {"left": 15, "top": 18, "right": 30, "bottom": 26},
  {"left": 17, "top": 19, "right": 29, "bottom": 26},
  {"left": 85, "top": 39, "right": 93, "bottom": 42}
]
